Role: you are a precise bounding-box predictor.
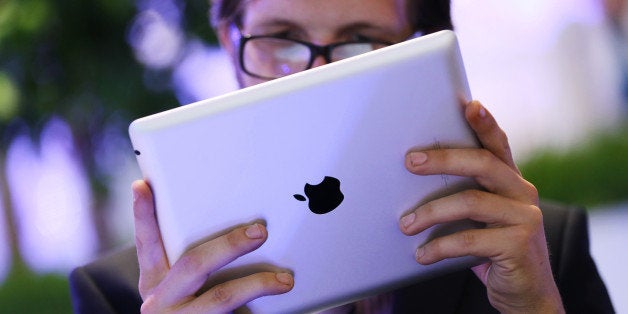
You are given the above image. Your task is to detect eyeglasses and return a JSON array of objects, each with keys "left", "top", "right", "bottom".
[{"left": 238, "top": 34, "right": 393, "bottom": 80}]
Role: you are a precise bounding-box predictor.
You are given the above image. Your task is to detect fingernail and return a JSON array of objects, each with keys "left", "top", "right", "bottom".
[
  {"left": 245, "top": 224, "right": 263, "bottom": 239},
  {"left": 409, "top": 152, "right": 428, "bottom": 167},
  {"left": 401, "top": 212, "right": 416, "bottom": 229},
  {"left": 478, "top": 105, "right": 487, "bottom": 119},
  {"left": 132, "top": 189, "right": 139, "bottom": 203},
  {"left": 416, "top": 247, "right": 425, "bottom": 261},
  {"left": 276, "top": 272, "right": 293, "bottom": 285}
]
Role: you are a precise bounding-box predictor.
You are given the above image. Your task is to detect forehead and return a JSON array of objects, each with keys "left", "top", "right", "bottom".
[{"left": 240, "top": 0, "right": 410, "bottom": 32}]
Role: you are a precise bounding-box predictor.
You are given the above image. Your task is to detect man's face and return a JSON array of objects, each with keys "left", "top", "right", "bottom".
[{"left": 220, "top": 0, "right": 413, "bottom": 87}]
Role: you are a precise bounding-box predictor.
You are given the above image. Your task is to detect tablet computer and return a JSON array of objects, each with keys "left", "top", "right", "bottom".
[{"left": 129, "top": 30, "right": 483, "bottom": 313}]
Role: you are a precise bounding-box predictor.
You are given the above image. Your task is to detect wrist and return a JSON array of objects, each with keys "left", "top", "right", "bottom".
[
  {"left": 493, "top": 291, "right": 564, "bottom": 314},
  {"left": 537, "top": 292, "right": 565, "bottom": 314}
]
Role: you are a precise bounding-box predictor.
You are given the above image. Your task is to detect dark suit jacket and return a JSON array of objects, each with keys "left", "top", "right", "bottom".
[{"left": 69, "top": 202, "right": 615, "bottom": 313}]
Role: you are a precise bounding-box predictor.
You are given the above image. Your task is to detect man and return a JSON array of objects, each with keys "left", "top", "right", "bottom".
[{"left": 70, "top": 0, "right": 614, "bottom": 313}]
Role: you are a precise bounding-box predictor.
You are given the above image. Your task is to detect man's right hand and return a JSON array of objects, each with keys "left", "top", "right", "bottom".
[{"left": 132, "top": 180, "right": 294, "bottom": 313}]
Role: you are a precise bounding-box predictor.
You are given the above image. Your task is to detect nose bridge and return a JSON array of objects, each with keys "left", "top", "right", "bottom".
[{"left": 310, "top": 44, "right": 332, "bottom": 68}]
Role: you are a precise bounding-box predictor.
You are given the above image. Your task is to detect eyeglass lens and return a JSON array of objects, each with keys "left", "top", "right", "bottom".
[
  {"left": 244, "top": 38, "right": 311, "bottom": 78},
  {"left": 242, "top": 38, "right": 387, "bottom": 79}
]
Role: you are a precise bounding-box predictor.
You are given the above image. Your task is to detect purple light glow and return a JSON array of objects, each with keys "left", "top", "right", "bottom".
[
  {"left": 453, "top": 0, "right": 604, "bottom": 54},
  {"left": 0, "top": 193, "right": 9, "bottom": 282},
  {"left": 171, "top": 41, "right": 238, "bottom": 104},
  {"left": 453, "top": 0, "right": 622, "bottom": 160},
  {"left": 6, "top": 118, "right": 96, "bottom": 273},
  {"left": 135, "top": 0, "right": 183, "bottom": 26},
  {"left": 128, "top": 9, "right": 185, "bottom": 70}
]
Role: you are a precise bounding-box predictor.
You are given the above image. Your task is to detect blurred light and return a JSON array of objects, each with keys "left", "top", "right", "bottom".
[
  {"left": 0, "top": 72, "right": 19, "bottom": 122},
  {"left": 135, "top": 0, "right": 183, "bottom": 26},
  {"left": 0, "top": 0, "right": 51, "bottom": 42},
  {"left": 171, "top": 41, "right": 238, "bottom": 104},
  {"left": 452, "top": 0, "right": 622, "bottom": 160},
  {"left": 453, "top": 0, "right": 604, "bottom": 54},
  {"left": 92, "top": 123, "right": 140, "bottom": 246},
  {"left": 128, "top": 9, "right": 184, "bottom": 70},
  {"left": 14, "top": 0, "right": 50, "bottom": 34},
  {"left": 6, "top": 118, "right": 96, "bottom": 273},
  {"left": 103, "top": 156, "right": 140, "bottom": 248},
  {"left": 0, "top": 191, "right": 9, "bottom": 282},
  {"left": 0, "top": 1, "right": 18, "bottom": 42}
]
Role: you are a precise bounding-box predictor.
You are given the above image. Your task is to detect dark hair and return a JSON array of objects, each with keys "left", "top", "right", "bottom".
[
  {"left": 210, "top": 0, "right": 453, "bottom": 33},
  {"left": 209, "top": 0, "right": 246, "bottom": 28},
  {"left": 412, "top": 0, "right": 453, "bottom": 33}
]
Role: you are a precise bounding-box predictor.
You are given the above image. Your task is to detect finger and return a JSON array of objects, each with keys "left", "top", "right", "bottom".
[
  {"left": 399, "top": 190, "right": 539, "bottom": 235},
  {"left": 132, "top": 180, "right": 169, "bottom": 299},
  {"left": 414, "top": 227, "right": 514, "bottom": 265},
  {"left": 186, "top": 272, "right": 294, "bottom": 313},
  {"left": 405, "top": 149, "right": 538, "bottom": 203},
  {"left": 155, "top": 223, "right": 269, "bottom": 306},
  {"left": 464, "top": 100, "right": 520, "bottom": 173}
]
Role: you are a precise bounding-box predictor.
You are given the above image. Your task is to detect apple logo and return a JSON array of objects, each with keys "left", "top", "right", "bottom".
[{"left": 294, "top": 176, "right": 344, "bottom": 214}]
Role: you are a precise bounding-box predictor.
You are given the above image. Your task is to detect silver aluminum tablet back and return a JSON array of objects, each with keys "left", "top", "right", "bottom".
[{"left": 129, "top": 30, "right": 483, "bottom": 313}]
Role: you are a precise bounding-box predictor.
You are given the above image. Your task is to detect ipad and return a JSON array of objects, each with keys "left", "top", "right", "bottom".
[{"left": 129, "top": 30, "right": 484, "bottom": 313}]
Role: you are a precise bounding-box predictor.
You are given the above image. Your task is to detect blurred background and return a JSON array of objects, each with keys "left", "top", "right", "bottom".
[{"left": 0, "top": 0, "right": 626, "bottom": 312}]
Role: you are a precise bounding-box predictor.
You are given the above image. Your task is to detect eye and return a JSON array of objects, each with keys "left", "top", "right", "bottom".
[
  {"left": 348, "top": 33, "right": 385, "bottom": 43},
  {"left": 349, "top": 34, "right": 371, "bottom": 42},
  {"left": 265, "top": 29, "right": 307, "bottom": 41},
  {"left": 268, "top": 30, "right": 291, "bottom": 38}
]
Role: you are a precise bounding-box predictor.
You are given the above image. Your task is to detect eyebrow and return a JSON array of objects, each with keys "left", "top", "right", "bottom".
[
  {"left": 255, "top": 18, "right": 300, "bottom": 27},
  {"left": 337, "top": 22, "right": 391, "bottom": 36},
  {"left": 248, "top": 18, "right": 395, "bottom": 38},
  {"left": 245, "top": 18, "right": 303, "bottom": 34}
]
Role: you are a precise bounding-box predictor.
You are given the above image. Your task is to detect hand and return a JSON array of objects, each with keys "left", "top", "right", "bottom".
[
  {"left": 399, "top": 101, "right": 564, "bottom": 313},
  {"left": 132, "top": 180, "right": 294, "bottom": 313}
]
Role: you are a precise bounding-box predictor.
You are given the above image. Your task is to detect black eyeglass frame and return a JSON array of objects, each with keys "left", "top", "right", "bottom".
[{"left": 238, "top": 34, "right": 393, "bottom": 80}]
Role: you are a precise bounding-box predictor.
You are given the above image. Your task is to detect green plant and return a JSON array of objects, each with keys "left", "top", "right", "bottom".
[
  {"left": 520, "top": 125, "right": 628, "bottom": 208},
  {"left": 0, "top": 265, "right": 72, "bottom": 313}
]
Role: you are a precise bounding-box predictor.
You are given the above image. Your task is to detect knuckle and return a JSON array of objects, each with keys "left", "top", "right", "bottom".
[
  {"left": 511, "top": 223, "right": 538, "bottom": 250},
  {"left": 208, "top": 284, "right": 233, "bottom": 305},
  {"left": 523, "top": 180, "right": 540, "bottom": 203},
  {"left": 421, "top": 202, "right": 436, "bottom": 218},
  {"left": 527, "top": 204, "right": 543, "bottom": 227},
  {"left": 225, "top": 228, "right": 246, "bottom": 249},
  {"left": 176, "top": 251, "right": 204, "bottom": 273},
  {"left": 460, "top": 189, "right": 483, "bottom": 208},
  {"left": 459, "top": 231, "right": 476, "bottom": 248}
]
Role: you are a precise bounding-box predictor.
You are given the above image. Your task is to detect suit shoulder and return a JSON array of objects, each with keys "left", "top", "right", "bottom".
[
  {"left": 538, "top": 200, "right": 614, "bottom": 313},
  {"left": 69, "top": 246, "right": 141, "bottom": 314}
]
